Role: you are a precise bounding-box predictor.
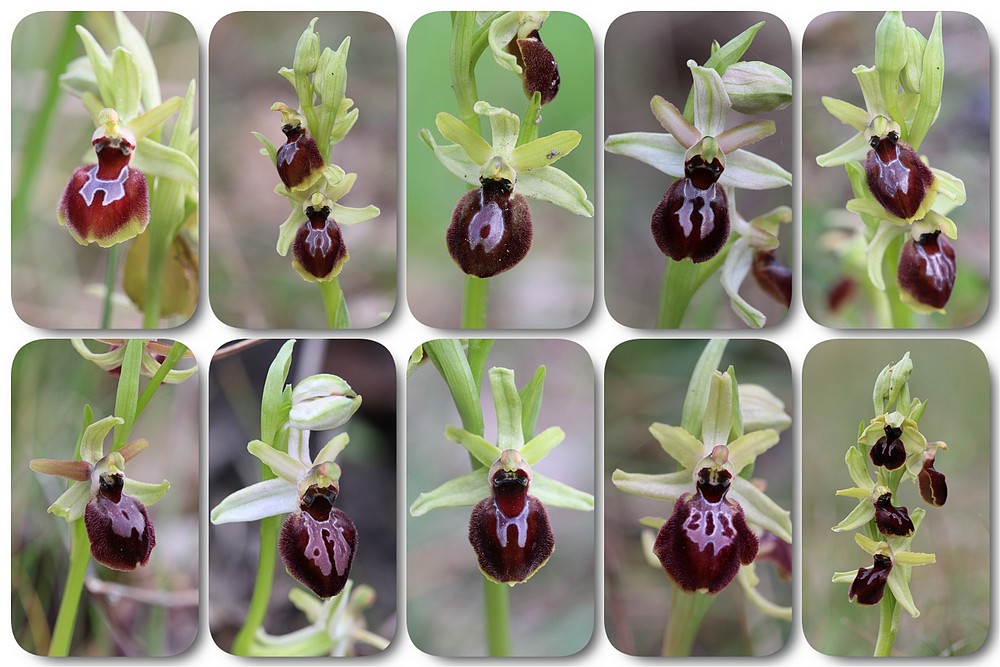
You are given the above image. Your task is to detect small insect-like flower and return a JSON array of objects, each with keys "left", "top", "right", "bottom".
[
  {"left": 447, "top": 175, "right": 532, "bottom": 278},
  {"left": 488, "top": 11, "right": 560, "bottom": 104},
  {"left": 57, "top": 108, "right": 149, "bottom": 248},
  {"left": 917, "top": 441, "right": 948, "bottom": 507},
  {"left": 873, "top": 491, "right": 914, "bottom": 537},
  {"left": 29, "top": 415, "right": 170, "bottom": 571},
  {"left": 897, "top": 230, "right": 956, "bottom": 312},
  {"left": 864, "top": 122, "right": 935, "bottom": 221},
  {"left": 272, "top": 103, "right": 325, "bottom": 191},
  {"left": 292, "top": 194, "right": 349, "bottom": 283},
  {"left": 752, "top": 250, "right": 793, "bottom": 308},
  {"left": 859, "top": 412, "right": 927, "bottom": 473},
  {"left": 849, "top": 553, "right": 893, "bottom": 605}
]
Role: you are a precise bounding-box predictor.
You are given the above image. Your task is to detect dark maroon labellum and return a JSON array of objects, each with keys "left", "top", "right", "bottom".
[
  {"left": 752, "top": 251, "right": 792, "bottom": 308},
  {"left": 870, "top": 425, "right": 906, "bottom": 470},
  {"left": 651, "top": 155, "right": 729, "bottom": 263},
  {"left": 874, "top": 493, "right": 914, "bottom": 537},
  {"left": 757, "top": 531, "right": 792, "bottom": 581},
  {"left": 897, "top": 231, "right": 956, "bottom": 310},
  {"left": 849, "top": 553, "right": 892, "bottom": 605},
  {"left": 510, "top": 30, "right": 560, "bottom": 105},
  {"left": 276, "top": 123, "right": 325, "bottom": 189},
  {"left": 864, "top": 131, "right": 934, "bottom": 220},
  {"left": 447, "top": 178, "right": 533, "bottom": 278},
  {"left": 293, "top": 205, "right": 348, "bottom": 280},
  {"left": 468, "top": 467, "right": 554, "bottom": 584},
  {"left": 84, "top": 472, "right": 155, "bottom": 571},
  {"left": 918, "top": 457, "right": 948, "bottom": 507},
  {"left": 279, "top": 484, "right": 357, "bottom": 598},
  {"left": 653, "top": 467, "right": 758, "bottom": 594}
]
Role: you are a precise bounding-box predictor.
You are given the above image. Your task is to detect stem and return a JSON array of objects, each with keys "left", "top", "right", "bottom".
[
  {"left": 134, "top": 342, "right": 187, "bottom": 417},
  {"left": 483, "top": 579, "right": 511, "bottom": 656},
  {"left": 657, "top": 258, "right": 701, "bottom": 328},
  {"left": 462, "top": 275, "right": 489, "bottom": 329},
  {"left": 319, "top": 278, "right": 350, "bottom": 328},
  {"left": 100, "top": 245, "right": 120, "bottom": 328},
  {"left": 48, "top": 520, "right": 90, "bottom": 656},
  {"left": 661, "top": 586, "right": 715, "bottom": 656},
  {"left": 450, "top": 12, "right": 480, "bottom": 132},
  {"left": 874, "top": 590, "right": 898, "bottom": 656},
  {"left": 232, "top": 514, "right": 281, "bottom": 655}
]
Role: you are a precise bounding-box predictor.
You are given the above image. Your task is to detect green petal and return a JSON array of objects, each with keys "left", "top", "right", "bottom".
[
  {"left": 845, "top": 446, "right": 875, "bottom": 490},
  {"left": 71, "top": 338, "right": 124, "bottom": 371},
  {"left": 110, "top": 47, "right": 140, "bottom": 121},
  {"left": 276, "top": 207, "right": 306, "bottom": 257},
  {"left": 81, "top": 415, "right": 124, "bottom": 464},
  {"left": 887, "top": 565, "right": 920, "bottom": 618},
  {"left": 515, "top": 166, "right": 594, "bottom": 217},
  {"left": 252, "top": 131, "right": 277, "bottom": 166},
  {"left": 511, "top": 130, "right": 581, "bottom": 172},
  {"left": 421, "top": 129, "right": 479, "bottom": 185},
  {"left": 727, "top": 429, "right": 779, "bottom": 474},
  {"left": 531, "top": 472, "right": 594, "bottom": 511},
  {"left": 859, "top": 419, "right": 887, "bottom": 448},
  {"left": 490, "top": 367, "right": 524, "bottom": 451},
  {"left": 875, "top": 11, "right": 907, "bottom": 127},
  {"left": 701, "top": 370, "right": 733, "bottom": 448},
  {"left": 75, "top": 26, "right": 114, "bottom": 106},
  {"left": 821, "top": 96, "right": 870, "bottom": 132},
  {"left": 930, "top": 167, "right": 967, "bottom": 208},
  {"left": 681, "top": 340, "right": 728, "bottom": 436},
  {"left": 210, "top": 477, "right": 298, "bottom": 524},
  {"left": 737, "top": 566, "right": 793, "bottom": 621},
  {"left": 723, "top": 150, "right": 792, "bottom": 189},
  {"left": 854, "top": 65, "right": 889, "bottom": 119},
  {"left": 248, "top": 439, "right": 305, "bottom": 484},
  {"left": 689, "top": 62, "right": 731, "bottom": 137},
  {"left": 738, "top": 384, "right": 791, "bottom": 433},
  {"left": 128, "top": 97, "right": 182, "bottom": 141},
  {"left": 313, "top": 37, "right": 350, "bottom": 152},
  {"left": 611, "top": 469, "right": 692, "bottom": 502},
  {"left": 730, "top": 476, "right": 791, "bottom": 542},
  {"left": 854, "top": 532, "right": 882, "bottom": 555},
  {"left": 314, "top": 433, "right": 351, "bottom": 466},
  {"left": 832, "top": 569, "right": 860, "bottom": 584},
  {"left": 114, "top": 11, "right": 161, "bottom": 108},
  {"left": 445, "top": 426, "right": 501, "bottom": 467},
  {"left": 474, "top": 101, "right": 519, "bottom": 161},
  {"left": 816, "top": 131, "right": 870, "bottom": 167},
  {"left": 720, "top": 236, "right": 766, "bottom": 328},
  {"left": 605, "top": 131, "right": 684, "bottom": 179},
  {"left": 831, "top": 499, "right": 876, "bottom": 532},
  {"left": 716, "top": 120, "right": 775, "bottom": 154},
  {"left": 47, "top": 481, "right": 91, "bottom": 522},
  {"left": 124, "top": 478, "right": 170, "bottom": 506},
  {"left": 518, "top": 365, "right": 546, "bottom": 440},
  {"left": 249, "top": 627, "right": 333, "bottom": 658},
  {"left": 437, "top": 112, "right": 494, "bottom": 166},
  {"left": 648, "top": 423, "right": 703, "bottom": 471},
  {"left": 409, "top": 469, "right": 489, "bottom": 516},
  {"left": 835, "top": 487, "right": 873, "bottom": 499},
  {"left": 907, "top": 12, "right": 943, "bottom": 151},
  {"left": 521, "top": 426, "right": 565, "bottom": 466},
  {"left": 866, "top": 221, "right": 903, "bottom": 291},
  {"left": 487, "top": 11, "right": 523, "bottom": 73},
  {"left": 894, "top": 550, "right": 936, "bottom": 566},
  {"left": 133, "top": 138, "right": 199, "bottom": 187},
  {"left": 650, "top": 95, "right": 700, "bottom": 149}
]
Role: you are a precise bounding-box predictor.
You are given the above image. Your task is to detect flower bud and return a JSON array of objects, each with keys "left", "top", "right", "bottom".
[
  {"left": 290, "top": 374, "right": 361, "bottom": 430},
  {"left": 292, "top": 203, "right": 349, "bottom": 282},
  {"left": 918, "top": 445, "right": 948, "bottom": 506},
  {"left": 752, "top": 251, "right": 792, "bottom": 307},
  {"left": 721, "top": 61, "right": 792, "bottom": 114},
  {"left": 651, "top": 151, "right": 729, "bottom": 263},
  {"left": 274, "top": 106, "right": 325, "bottom": 190},
  {"left": 869, "top": 424, "right": 906, "bottom": 470},
  {"left": 849, "top": 553, "right": 892, "bottom": 605},
  {"left": 58, "top": 109, "right": 149, "bottom": 248},
  {"left": 509, "top": 30, "right": 560, "bottom": 105},
  {"left": 447, "top": 177, "right": 532, "bottom": 278},
  {"left": 897, "top": 231, "right": 956, "bottom": 311},
  {"left": 873, "top": 492, "right": 914, "bottom": 537},
  {"left": 84, "top": 471, "right": 155, "bottom": 571},
  {"left": 864, "top": 130, "right": 935, "bottom": 220},
  {"left": 279, "top": 484, "right": 358, "bottom": 598}
]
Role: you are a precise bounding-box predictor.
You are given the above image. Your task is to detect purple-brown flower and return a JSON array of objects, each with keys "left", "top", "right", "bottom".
[
  {"left": 279, "top": 483, "right": 358, "bottom": 599},
  {"left": 85, "top": 471, "right": 155, "bottom": 571},
  {"left": 652, "top": 152, "right": 729, "bottom": 263},
  {"left": 292, "top": 201, "right": 349, "bottom": 282},
  {"left": 849, "top": 553, "right": 892, "bottom": 605},
  {"left": 873, "top": 492, "right": 914, "bottom": 537},
  {"left": 869, "top": 424, "right": 906, "bottom": 470},
  {"left": 509, "top": 30, "right": 560, "bottom": 105},
  {"left": 918, "top": 444, "right": 948, "bottom": 507},
  {"left": 897, "top": 231, "right": 956, "bottom": 310},
  {"left": 864, "top": 131, "right": 935, "bottom": 220},
  {"left": 274, "top": 105, "right": 325, "bottom": 191},
  {"left": 447, "top": 177, "right": 533, "bottom": 278},
  {"left": 752, "top": 250, "right": 792, "bottom": 308}
]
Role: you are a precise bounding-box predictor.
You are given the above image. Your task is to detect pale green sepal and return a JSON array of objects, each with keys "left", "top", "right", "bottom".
[
  {"left": 436, "top": 112, "right": 494, "bottom": 165},
  {"left": 648, "top": 423, "right": 703, "bottom": 471},
  {"left": 249, "top": 627, "right": 332, "bottom": 657},
  {"left": 314, "top": 37, "right": 350, "bottom": 153},
  {"left": 821, "top": 96, "right": 870, "bottom": 132},
  {"left": 294, "top": 18, "right": 321, "bottom": 74},
  {"left": 816, "top": 131, "right": 870, "bottom": 167},
  {"left": 723, "top": 150, "right": 792, "bottom": 189},
  {"left": 895, "top": 550, "right": 936, "bottom": 567},
  {"left": 832, "top": 499, "right": 876, "bottom": 532},
  {"left": 314, "top": 433, "right": 351, "bottom": 466},
  {"left": 248, "top": 439, "right": 305, "bottom": 484},
  {"left": 330, "top": 106, "right": 359, "bottom": 145},
  {"left": 287, "top": 428, "right": 310, "bottom": 466},
  {"left": 521, "top": 427, "right": 564, "bottom": 466},
  {"left": 518, "top": 365, "right": 546, "bottom": 439},
  {"left": 59, "top": 56, "right": 100, "bottom": 98},
  {"left": 726, "top": 367, "right": 744, "bottom": 442},
  {"left": 650, "top": 95, "right": 701, "bottom": 149},
  {"left": 832, "top": 569, "right": 860, "bottom": 584},
  {"left": 721, "top": 61, "right": 792, "bottom": 115},
  {"left": 716, "top": 120, "right": 775, "bottom": 154},
  {"left": 530, "top": 472, "right": 594, "bottom": 511},
  {"left": 908, "top": 13, "right": 944, "bottom": 151},
  {"left": 931, "top": 167, "right": 966, "bottom": 208},
  {"left": 277, "top": 207, "right": 306, "bottom": 256},
  {"left": 75, "top": 26, "right": 114, "bottom": 106},
  {"left": 875, "top": 12, "right": 907, "bottom": 127},
  {"left": 727, "top": 429, "right": 779, "bottom": 474},
  {"left": 253, "top": 131, "right": 278, "bottom": 165},
  {"left": 908, "top": 400, "right": 927, "bottom": 422},
  {"left": 490, "top": 367, "right": 524, "bottom": 451},
  {"left": 704, "top": 22, "right": 763, "bottom": 75},
  {"left": 865, "top": 221, "right": 901, "bottom": 291},
  {"left": 721, "top": 236, "right": 767, "bottom": 328},
  {"left": 854, "top": 532, "right": 881, "bottom": 555},
  {"left": 836, "top": 487, "right": 872, "bottom": 499},
  {"left": 475, "top": 101, "right": 520, "bottom": 160},
  {"left": 261, "top": 340, "right": 295, "bottom": 447},
  {"left": 640, "top": 529, "right": 660, "bottom": 568},
  {"left": 81, "top": 416, "right": 124, "bottom": 464},
  {"left": 611, "top": 469, "right": 692, "bottom": 502},
  {"left": 487, "top": 11, "right": 524, "bottom": 74},
  {"left": 421, "top": 129, "right": 480, "bottom": 185},
  {"left": 321, "top": 166, "right": 352, "bottom": 200},
  {"left": 445, "top": 426, "right": 501, "bottom": 467},
  {"left": 511, "top": 131, "right": 581, "bottom": 171},
  {"left": 47, "top": 481, "right": 91, "bottom": 522},
  {"left": 900, "top": 27, "right": 928, "bottom": 94},
  {"left": 701, "top": 370, "right": 733, "bottom": 448},
  {"left": 129, "top": 97, "right": 183, "bottom": 141},
  {"left": 873, "top": 362, "right": 892, "bottom": 415},
  {"left": 71, "top": 338, "right": 124, "bottom": 371},
  {"left": 605, "top": 131, "right": 684, "bottom": 179},
  {"left": 290, "top": 374, "right": 361, "bottom": 431},
  {"left": 134, "top": 138, "right": 199, "bottom": 187},
  {"left": 887, "top": 352, "right": 912, "bottom": 409},
  {"left": 110, "top": 48, "right": 141, "bottom": 122},
  {"left": 738, "top": 384, "right": 791, "bottom": 433},
  {"left": 515, "top": 166, "right": 594, "bottom": 217},
  {"left": 846, "top": 446, "right": 875, "bottom": 489},
  {"left": 210, "top": 477, "right": 299, "bottom": 524},
  {"left": 731, "top": 476, "right": 791, "bottom": 542},
  {"left": 689, "top": 62, "right": 731, "bottom": 138},
  {"left": 407, "top": 345, "right": 424, "bottom": 378},
  {"left": 289, "top": 586, "right": 324, "bottom": 620},
  {"left": 329, "top": 204, "right": 379, "bottom": 229},
  {"left": 115, "top": 11, "right": 161, "bottom": 108},
  {"left": 124, "top": 478, "right": 170, "bottom": 506},
  {"left": 681, "top": 340, "right": 728, "bottom": 436},
  {"left": 409, "top": 468, "right": 489, "bottom": 516},
  {"left": 887, "top": 566, "right": 920, "bottom": 618},
  {"left": 854, "top": 65, "right": 888, "bottom": 119},
  {"left": 737, "top": 566, "right": 793, "bottom": 621}
]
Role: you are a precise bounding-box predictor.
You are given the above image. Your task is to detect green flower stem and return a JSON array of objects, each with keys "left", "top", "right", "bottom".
[
  {"left": 135, "top": 342, "right": 187, "bottom": 416},
  {"left": 657, "top": 258, "right": 700, "bottom": 328},
  {"left": 483, "top": 579, "right": 511, "bottom": 656},
  {"left": 232, "top": 514, "right": 281, "bottom": 655},
  {"left": 874, "top": 589, "right": 899, "bottom": 656},
  {"left": 100, "top": 244, "right": 121, "bottom": 328},
  {"left": 462, "top": 276, "right": 489, "bottom": 329},
  {"left": 319, "top": 278, "right": 350, "bottom": 328},
  {"left": 884, "top": 235, "right": 914, "bottom": 328},
  {"left": 661, "top": 586, "right": 715, "bottom": 656},
  {"left": 450, "top": 12, "right": 480, "bottom": 133},
  {"left": 48, "top": 519, "right": 90, "bottom": 656}
]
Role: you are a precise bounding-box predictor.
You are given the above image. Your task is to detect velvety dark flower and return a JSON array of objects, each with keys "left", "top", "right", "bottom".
[
  {"left": 509, "top": 30, "right": 560, "bottom": 104},
  {"left": 757, "top": 530, "right": 792, "bottom": 581},
  {"left": 651, "top": 152, "right": 729, "bottom": 263},
  {"left": 874, "top": 492, "right": 914, "bottom": 537},
  {"left": 468, "top": 450, "right": 554, "bottom": 585},
  {"left": 653, "top": 466, "right": 758, "bottom": 594},
  {"left": 447, "top": 177, "right": 532, "bottom": 278},
  {"left": 85, "top": 471, "right": 155, "bottom": 571},
  {"left": 292, "top": 202, "right": 349, "bottom": 282},
  {"left": 280, "top": 483, "right": 358, "bottom": 599},
  {"left": 864, "top": 131, "right": 935, "bottom": 220},
  {"left": 918, "top": 445, "right": 948, "bottom": 507},
  {"left": 897, "top": 231, "right": 956, "bottom": 311},
  {"left": 849, "top": 553, "right": 892, "bottom": 605},
  {"left": 57, "top": 109, "right": 149, "bottom": 248},
  {"left": 870, "top": 424, "right": 906, "bottom": 470},
  {"left": 752, "top": 251, "right": 792, "bottom": 307},
  {"left": 275, "top": 113, "right": 325, "bottom": 190}
]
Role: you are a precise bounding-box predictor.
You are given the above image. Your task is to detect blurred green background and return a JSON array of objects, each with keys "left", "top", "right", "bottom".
[
  {"left": 10, "top": 12, "right": 198, "bottom": 328},
  {"left": 208, "top": 339, "right": 396, "bottom": 653},
  {"left": 406, "top": 13, "right": 596, "bottom": 328},
  {"left": 605, "top": 13, "right": 793, "bottom": 329},
  {"left": 11, "top": 339, "right": 199, "bottom": 655},
  {"left": 802, "top": 340, "right": 988, "bottom": 656},
  {"left": 605, "top": 339, "right": 793, "bottom": 655},
  {"left": 801, "top": 12, "right": 989, "bottom": 327},
  {"left": 406, "top": 340, "right": 595, "bottom": 655},
  {"left": 208, "top": 13, "right": 396, "bottom": 328}
]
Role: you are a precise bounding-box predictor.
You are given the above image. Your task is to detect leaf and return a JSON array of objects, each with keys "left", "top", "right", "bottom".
[{"left": 261, "top": 341, "right": 295, "bottom": 447}]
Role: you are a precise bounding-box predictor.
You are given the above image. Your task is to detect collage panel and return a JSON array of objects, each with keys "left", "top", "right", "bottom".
[
  {"left": 11, "top": 12, "right": 199, "bottom": 329},
  {"left": 605, "top": 12, "right": 793, "bottom": 329},
  {"left": 208, "top": 13, "right": 397, "bottom": 329},
  {"left": 802, "top": 12, "right": 989, "bottom": 328},
  {"left": 406, "top": 12, "right": 596, "bottom": 329},
  {"left": 406, "top": 339, "right": 595, "bottom": 655},
  {"left": 605, "top": 338, "right": 792, "bottom": 656},
  {"left": 11, "top": 338, "right": 199, "bottom": 656},
  {"left": 207, "top": 338, "right": 396, "bottom": 656},
  {"left": 802, "top": 339, "right": 989, "bottom": 656}
]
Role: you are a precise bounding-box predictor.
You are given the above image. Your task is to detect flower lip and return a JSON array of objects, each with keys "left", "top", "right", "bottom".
[
  {"left": 468, "top": 492, "right": 554, "bottom": 586},
  {"left": 651, "top": 171, "right": 730, "bottom": 264},
  {"left": 511, "top": 30, "right": 560, "bottom": 105},
  {"left": 85, "top": 476, "right": 156, "bottom": 572},
  {"left": 897, "top": 231, "right": 956, "bottom": 311},
  {"left": 447, "top": 177, "right": 533, "bottom": 278},
  {"left": 918, "top": 446, "right": 948, "bottom": 506},
  {"left": 280, "top": 483, "right": 358, "bottom": 599},
  {"left": 849, "top": 553, "right": 892, "bottom": 605},
  {"left": 874, "top": 491, "right": 914, "bottom": 537},
  {"left": 864, "top": 129, "right": 935, "bottom": 220},
  {"left": 870, "top": 424, "right": 906, "bottom": 469}
]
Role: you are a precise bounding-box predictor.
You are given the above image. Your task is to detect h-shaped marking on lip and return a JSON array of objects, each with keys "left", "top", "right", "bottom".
[{"left": 79, "top": 165, "right": 129, "bottom": 207}]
